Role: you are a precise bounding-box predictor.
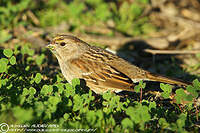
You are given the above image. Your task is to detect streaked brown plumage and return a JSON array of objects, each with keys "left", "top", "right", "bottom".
[{"left": 47, "top": 35, "right": 190, "bottom": 94}]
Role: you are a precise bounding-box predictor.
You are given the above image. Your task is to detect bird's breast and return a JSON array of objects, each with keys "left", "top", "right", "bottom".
[{"left": 58, "top": 59, "right": 80, "bottom": 83}]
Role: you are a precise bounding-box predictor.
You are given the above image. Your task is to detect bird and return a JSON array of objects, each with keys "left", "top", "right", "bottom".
[{"left": 47, "top": 34, "right": 190, "bottom": 94}]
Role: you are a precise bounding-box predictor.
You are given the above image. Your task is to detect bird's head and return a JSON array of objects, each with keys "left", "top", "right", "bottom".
[{"left": 47, "top": 34, "right": 88, "bottom": 60}]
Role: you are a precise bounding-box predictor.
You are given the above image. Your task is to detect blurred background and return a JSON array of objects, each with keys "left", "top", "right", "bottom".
[{"left": 1, "top": 0, "right": 200, "bottom": 78}]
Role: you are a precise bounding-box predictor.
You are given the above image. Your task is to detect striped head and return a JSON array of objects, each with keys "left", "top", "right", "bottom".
[{"left": 47, "top": 35, "right": 89, "bottom": 60}]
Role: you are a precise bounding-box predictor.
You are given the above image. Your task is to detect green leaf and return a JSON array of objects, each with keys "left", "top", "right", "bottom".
[
  {"left": 126, "top": 105, "right": 150, "bottom": 125},
  {"left": 126, "top": 106, "right": 134, "bottom": 117},
  {"left": 149, "top": 101, "right": 156, "bottom": 110},
  {"left": 64, "top": 83, "right": 75, "bottom": 97},
  {"left": 192, "top": 79, "right": 200, "bottom": 90},
  {"left": 176, "top": 113, "right": 186, "bottom": 128},
  {"left": 86, "top": 111, "right": 96, "bottom": 125},
  {"left": 12, "top": 107, "right": 33, "bottom": 123},
  {"left": 86, "top": 0, "right": 102, "bottom": 6},
  {"left": 9, "top": 56, "right": 16, "bottom": 65},
  {"left": 56, "top": 75, "right": 63, "bottom": 82},
  {"left": 3, "top": 49, "right": 13, "bottom": 58},
  {"left": 64, "top": 113, "right": 69, "bottom": 120},
  {"left": 14, "top": 44, "right": 20, "bottom": 55},
  {"left": 21, "top": 45, "right": 31, "bottom": 55},
  {"left": 68, "top": 2, "right": 85, "bottom": 17},
  {"left": 160, "top": 83, "right": 172, "bottom": 92},
  {"left": 56, "top": 83, "right": 64, "bottom": 94},
  {"left": 0, "top": 59, "right": 7, "bottom": 73},
  {"left": 28, "top": 49, "right": 35, "bottom": 56},
  {"left": 160, "top": 83, "right": 172, "bottom": 98},
  {"left": 36, "top": 54, "right": 45, "bottom": 65},
  {"left": 35, "top": 102, "right": 44, "bottom": 117},
  {"left": 71, "top": 78, "right": 80, "bottom": 88},
  {"left": 175, "top": 89, "right": 187, "bottom": 104},
  {"left": 134, "top": 81, "right": 146, "bottom": 93},
  {"left": 67, "top": 99, "right": 72, "bottom": 107},
  {"left": 107, "top": 116, "right": 116, "bottom": 126},
  {"left": 29, "top": 87, "right": 36, "bottom": 95},
  {"left": 25, "top": 66, "right": 30, "bottom": 71},
  {"left": 48, "top": 96, "right": 60, "bottom": 105},
  {"left": 1, "top": 58, "right": 9, "bottom": 64},
  {"left": 0, "top": 30, "right": 12, "bottom": 43},
  {"left": 73, "top": 95, "right": 83, "bottom": 111},
  {"left": 161, "top": 92, "right": 170, "bottom": 99},
  {"left": 95, "top": 3, "right": 111, "bottom": 21},
  {"left": 186, "top": 85, "right": 198, "bottom": 98},
  {"left": 139, "top": 0, "right": 149, "bottom": 4},
  {"left": 22, "top": 88, "right": 29, "bottom": 96},
  {"left": 103, "top": 91, "right": 112, "bottom": 100},
  {"left": 159, "top": 118, "right": 170, "bottom": 129},
  {"left": 41, "top": 85, "right": 50, "bottom": 95},
  {"left": 0, "top": 79, "right": 7, "bottom": 88},
  {"left": 130, "top": 3, "right": 142, "bottom": 19},
  {"left": 185, "top": 95, "right": 193, "bottom": 102},
  {"left": 19, "top": 96, "right": 26, "bottom": 105},
  {"left": 96, "top": 110, "right": 103, "bottom": 120},
  {"left": 121, "top": 118, "right": 133, "bottom": 129},
  {"left": 34, "top": 73, "right": 42, "bottom": 84}
]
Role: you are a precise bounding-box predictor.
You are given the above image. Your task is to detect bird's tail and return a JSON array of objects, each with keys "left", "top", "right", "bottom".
[{"left": 146, "top": 72, "right": 191, "bottom": 87}]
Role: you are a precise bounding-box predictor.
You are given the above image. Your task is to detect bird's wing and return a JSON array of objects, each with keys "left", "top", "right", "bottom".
[{"left": 70, "top": 57, "right": 135, "bottom": 92}]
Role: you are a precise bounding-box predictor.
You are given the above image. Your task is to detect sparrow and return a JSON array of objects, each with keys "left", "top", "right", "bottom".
[{"left": 47, "top": 35, "right": 190, "bottom": 94}]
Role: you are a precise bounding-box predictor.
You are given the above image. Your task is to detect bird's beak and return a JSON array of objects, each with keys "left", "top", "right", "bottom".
[{"left": 46, "top": 43, "right": 55, "bottom": 51}]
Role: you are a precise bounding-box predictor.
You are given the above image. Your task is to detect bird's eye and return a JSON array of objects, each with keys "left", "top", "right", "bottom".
[{"left": 60, "top": 42, "right": 66, "bottom": 46}]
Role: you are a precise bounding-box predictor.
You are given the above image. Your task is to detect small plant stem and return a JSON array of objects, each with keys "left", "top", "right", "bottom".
[
  {"left": 0, "top": 73, "right": 3, "bottom": 78},
  {"left": 177, "top": 104, "right": 183, "bottom": 112},
  {"left": 140, "top": 88, "right": 143, "bottom": 103},
  {"left": 195, "top": 105, "right": 199, "bottom": 121}
]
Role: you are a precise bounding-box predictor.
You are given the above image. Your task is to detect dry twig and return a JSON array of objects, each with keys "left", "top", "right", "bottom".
[{"left": 144, "top": 49, "right": 200, "bottom": 55}]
